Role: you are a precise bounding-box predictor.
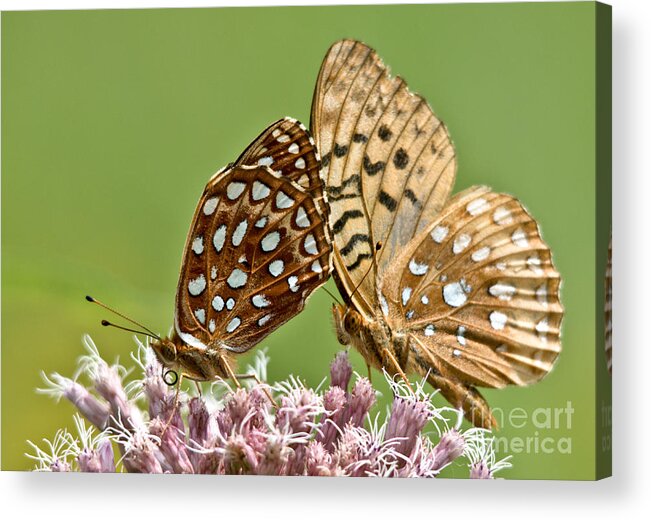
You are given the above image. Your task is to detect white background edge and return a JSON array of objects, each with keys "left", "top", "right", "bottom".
[{"left": 0, "top": 0, "right": 647, "bottom": 518}]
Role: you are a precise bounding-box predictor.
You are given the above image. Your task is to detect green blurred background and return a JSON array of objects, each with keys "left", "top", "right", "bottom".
[{"left": 2, "top": 2, "right": 608, "bottom": 478}]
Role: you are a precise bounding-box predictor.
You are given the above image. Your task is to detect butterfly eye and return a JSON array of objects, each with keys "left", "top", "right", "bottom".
[
  {"left": 344, "top": 310, "right": 362, "bottom": 335},
  {"left": 153, "top": 339, "right": 177, "bottom": 365},
  {"left": 332, "top": 304, "right": 351, "bottom": 345}
]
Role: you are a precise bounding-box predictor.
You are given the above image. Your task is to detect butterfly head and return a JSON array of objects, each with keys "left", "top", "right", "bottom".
[
  {"left": 150, "top": 337, "right": 184, "bottom": 385},
  {"left": 150, "top": 333, "right": 235, "bottom": 382},
  {"left": 332, "top": 304, "right": 363, "bottom": 346},
  {"left": 151, "top": 337, "right": 178, "bottom": 368}
]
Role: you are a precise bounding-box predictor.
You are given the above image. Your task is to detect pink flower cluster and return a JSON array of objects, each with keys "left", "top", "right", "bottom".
[{"left": 30, "top": 336, "right": 509, "bottom": 478}]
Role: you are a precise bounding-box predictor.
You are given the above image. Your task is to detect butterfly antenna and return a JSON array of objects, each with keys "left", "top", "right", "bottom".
[
  {"left": 349, "top": 241, "right": 382, "bottom": 301},
  {"left": 100, "top": 320, "right": 159, "bottom": 341},
  {"left": 321, "top": 285, "right": 342, "bottom": 305},
  {"left": 86, "top": 295, "right": 160, "bottom": 340}
]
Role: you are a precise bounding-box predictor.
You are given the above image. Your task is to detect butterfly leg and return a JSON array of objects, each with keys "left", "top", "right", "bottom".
[
  {"left": 427, "top": 373, "right": 497, "bottom": 430},
  {"left": 367, "top": 364, "right": 372, "bottom": 383},
  {"left": 220, "top": 357, "right": 244, "bottom": 393},
  {"left": 382, "top": 347, "right": 416, "bottom": 395}
]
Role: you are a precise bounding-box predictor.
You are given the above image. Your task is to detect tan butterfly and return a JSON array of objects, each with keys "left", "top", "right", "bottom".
[
  {"left": 150, "top": 118, "right": 332, "bottom": 384},
  {"left": 310, "top": 40, "right": 563, "bottom": 428}
]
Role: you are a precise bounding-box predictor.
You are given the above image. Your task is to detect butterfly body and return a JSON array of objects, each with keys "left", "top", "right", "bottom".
[
  {"left": 332, "top": 304, "right": 397, "bottom": 371},
  {"left": 312, "top": 40, "right": 563, "bottom": 428},
  {"left": 151, "top": 118, "right": 332, "bottom": 383}
]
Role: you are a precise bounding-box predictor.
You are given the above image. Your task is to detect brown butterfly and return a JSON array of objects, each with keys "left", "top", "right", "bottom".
[
  {"left": 150, "top": 118, "right": 332, "bottom": 384},
  {"left": 310, "top": 39, "right": 563, "bottom": 429}
]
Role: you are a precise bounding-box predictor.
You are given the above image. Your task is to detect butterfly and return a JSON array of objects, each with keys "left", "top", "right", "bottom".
[
  {"left": 310, "top": 39, "right": 563, "bottom": 429},
  {"left": 150, "top": 117, "right": 332, "bottom": 384}
]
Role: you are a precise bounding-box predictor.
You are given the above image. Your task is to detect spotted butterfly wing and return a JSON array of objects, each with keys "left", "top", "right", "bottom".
[
  {"left": 152, "top": 118, "right": 331, "bottom": 381},
  {"left": 310, "top": 39, "right": 456, "bottom": 317},
  {"left": 311, "top": 40, "right": 563, "bottom": 428},
  {"left": 236, "top": 117, "right": 329, "bottom": 220},
  {"left": 381, "top": 188, "right": 562, "bottom": 419}
]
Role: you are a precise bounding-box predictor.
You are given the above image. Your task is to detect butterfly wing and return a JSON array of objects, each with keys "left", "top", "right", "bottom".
[
  {"left": 311, "top": 39, "right": 457, "bottom": 315},
  {"left": 236, "top": 117, "right": 329, "bottom": 220},
  {"left": 381, "top": 186, "right": 563, "bottom": 388},
  {"left": 175, "top": 121, "right": 331, "bottom": 353}
]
